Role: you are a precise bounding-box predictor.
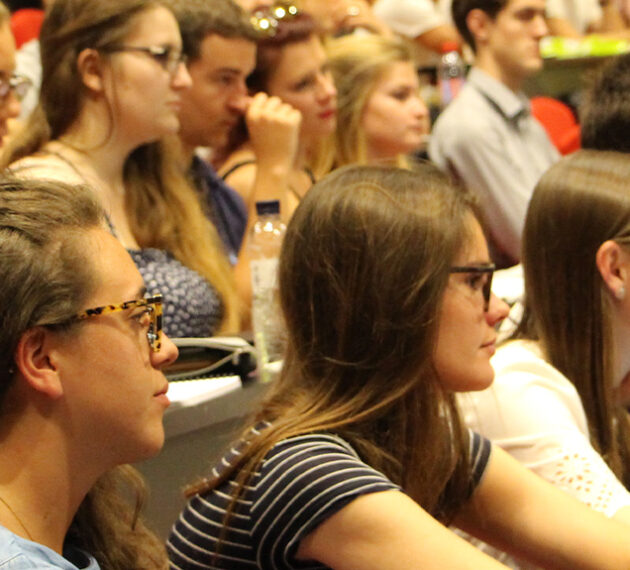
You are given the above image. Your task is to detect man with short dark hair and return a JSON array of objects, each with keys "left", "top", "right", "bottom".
[
  {"left": 168, "top": 0, "right": 300, "bottom": 316},
  {"left": 430, "top": 0, "right": 558, "bottom": 267},
  {"left": 168, "top": 0, "right": 257, "bottom": 266}
]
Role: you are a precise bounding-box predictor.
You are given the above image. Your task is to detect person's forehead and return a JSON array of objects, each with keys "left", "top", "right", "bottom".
[
  {"left": 124, "top": 5, "right": 182, "bottom": 45},
  {"left": 500, "top": 0, "right": 545, "bottom": 16},
  {"left": 376, "top": 61, "right": 419, "bottom": 87},
  {"left": 197, "top": 33, "right": 256, "bottom": 71},
  {"left": 272, "top": 36, "right": 323, "bottom": 79}
]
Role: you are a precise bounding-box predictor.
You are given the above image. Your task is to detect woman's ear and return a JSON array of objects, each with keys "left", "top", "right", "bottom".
[
  {"left": 596, "top": 240, "right": 629, "bottom": 301},
  {"left": 13, "top": 327, "right": 64, "bottom": 399},
  {"left": 76, "top": 48, "right": 105, "bottom": 93}
]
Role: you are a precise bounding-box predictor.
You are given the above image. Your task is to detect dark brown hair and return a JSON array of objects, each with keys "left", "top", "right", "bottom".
[
  {"left": 580, "top": 53, "right": 630, "bottom": 153},
  {"left": 191, "top": 164, "right": 480, "bottom": 526},
  {"left": 247, "top": 10, "right": 318, "bottom": 92},
  {"left": 451, "top": 0, "right": 507, "bottom": 51},
  {"left": 166, "top": 0, "right": 258, "bottom": 62}
]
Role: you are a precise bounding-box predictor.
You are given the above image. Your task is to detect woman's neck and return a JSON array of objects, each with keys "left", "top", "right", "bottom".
[
  {"left": 54, "top": 131, "right": 129, "bottom": 191},
  {"left": 365, "top": 146, "right": 403, "bottom": 167},
  {"left": 0, "top": 408, "right": 104, "bottom": 554},
  {"left": 46, "top": 133, "right": 140, "bottom": 248}
]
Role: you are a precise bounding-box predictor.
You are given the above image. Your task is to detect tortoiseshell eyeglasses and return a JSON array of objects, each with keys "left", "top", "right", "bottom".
[{"left": 74, "top": 294, "right": 164, "bottom": 352}]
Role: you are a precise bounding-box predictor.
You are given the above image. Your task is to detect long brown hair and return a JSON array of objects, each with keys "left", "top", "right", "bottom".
[
  {"left": 0, "top": 177, "right": 167, "bottom": 569},
  {"left": 190, "top": 164, "right": 479, "bottom": 522},
  {"left": 2, "top": 0, "right": 240, "bottom": 332},
  {"left": 516, "top": 149, "right": 630, "bottom": 487}
]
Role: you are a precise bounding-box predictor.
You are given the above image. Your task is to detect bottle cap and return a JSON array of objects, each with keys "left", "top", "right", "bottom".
[
  {"left": 440, "top": 41, "right": 460, "bottom": 54},
  {"left": 255, "top": 200, "right": 281, "bottom": 216}
]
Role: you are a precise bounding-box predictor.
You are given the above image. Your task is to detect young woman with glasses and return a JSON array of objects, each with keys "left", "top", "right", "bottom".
[
  {"left": 168, "top": 163, "right": 630, "bottom": 570},
  {"left": 458, "top": 150, "right": 630, "bottom": 555},
  {"left": 0, "top": 176, "right": 178, "bottom": 569},
  {"left": 2, "top": 0, "right": 241, "bottom": 338}
]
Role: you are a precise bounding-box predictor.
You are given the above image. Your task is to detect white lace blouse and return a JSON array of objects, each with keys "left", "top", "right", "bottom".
[{"left": 458, "top": 340, "right": 630, "bottom": 517}]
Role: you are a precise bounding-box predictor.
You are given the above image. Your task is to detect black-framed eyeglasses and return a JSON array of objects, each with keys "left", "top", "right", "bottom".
[
  {"left": 0, "top": 74, "right": 32, "bottom": 101},
  {"left": 449, "top": 263, "right": 496, "bottom": 312},
  {"left": 250, "top": 2, "right": 299, "bottom": 37},
  {"left": 74, "top": 294, "right": 164, "bottom": 352},
  {"left": 101, "top": 45, "right": 187, "bottom": 76}
]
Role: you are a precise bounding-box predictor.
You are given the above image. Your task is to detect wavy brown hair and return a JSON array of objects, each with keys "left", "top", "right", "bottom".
[
  {"left": 2, "top": 0, "right": 240, "bottom": 332},
  {"left": 515, "top": 149, "right": 630, "bottom": 488},
  {"left": 189, "top": 164, "right": 480, "bottom": 528},
  {"left": 0, "top": 177, "right": 167, "bottom": 569}
]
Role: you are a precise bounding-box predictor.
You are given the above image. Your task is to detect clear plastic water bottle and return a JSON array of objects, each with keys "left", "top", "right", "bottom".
[
  {"left": 249, "top": 200, "right": 286, "bottom": 381},
  {"left": 438, "top": 41, "right": 466, "bottom": 108}
]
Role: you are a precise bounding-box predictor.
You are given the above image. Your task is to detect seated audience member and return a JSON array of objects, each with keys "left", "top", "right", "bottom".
[
  {"left": 168, "top": 164, "right": 630, "bottom": 570},
  {"left": 218, "top": 5, "right": 337, "bottom": 218},
  {"left": 429, "top": 0, "right": 559, "bottom": 268},
  {"left": 459, "top": 151, "right": 630, "bottom": 567},
  {"left": 3, "top": 0, "right": 241, "bottom": 337},
  {"left": 168, "top": 0, "right": 301, "bottom": 320},
  {"left": 372, "top": 0, "right": 462, "bottom": 63},
  {"left": 580, "top": 51, "right": 630, "bottom": 152},
  {"left": 0, "top": 177, "right": 178, "bottom": 569},
  {"left": 327, "top": 33, "right": 430, "bottom": 167},
  {"left": 546, "top": 0, "right": 628, "bottom": 37}
]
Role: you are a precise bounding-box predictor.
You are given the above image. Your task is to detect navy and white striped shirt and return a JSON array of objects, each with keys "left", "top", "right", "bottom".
[{"left": 167, "top": 429, "right": 491, "bottom": 570}]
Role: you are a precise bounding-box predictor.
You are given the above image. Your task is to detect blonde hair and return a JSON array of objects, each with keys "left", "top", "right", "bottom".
[
  {"left": 2, "top": 0, "right": 240, "bottom": 332},
  {"left": 326, "top": 34, "right": 414, "bottom": 168}
]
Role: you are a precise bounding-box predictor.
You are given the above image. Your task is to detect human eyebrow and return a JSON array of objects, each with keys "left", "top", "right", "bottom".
[
  {"left": 514, "top": 7, "right": 545, "bottom": 20},
  {"left": 212, "top": 68, "right": 242, "bottom": 77}
]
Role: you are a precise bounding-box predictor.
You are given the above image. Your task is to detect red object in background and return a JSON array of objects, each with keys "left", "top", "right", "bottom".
[
  {"left": 10, "top": 8, "right": 44, "bottom": 49},
  {"left": 530, "top": 96, "right": 582, "bottom": 156}
]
